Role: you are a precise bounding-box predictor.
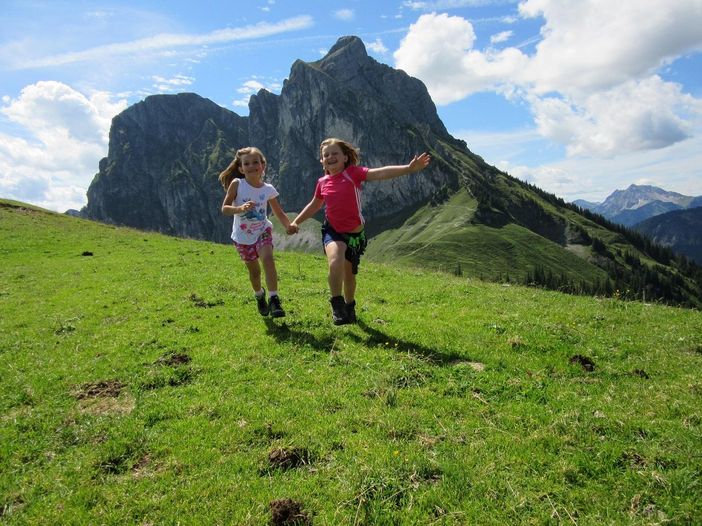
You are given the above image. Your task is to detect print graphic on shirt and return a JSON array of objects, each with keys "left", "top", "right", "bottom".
[{"left": 242, "top": 207, "right": 266, "bottom": 222}]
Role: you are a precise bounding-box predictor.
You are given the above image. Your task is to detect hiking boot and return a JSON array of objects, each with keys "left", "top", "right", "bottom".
[
  {"left": 256, "top": 289, "right": 269, "bottom": 316},
  {"left": 345, "top": 300, "right": 357, "bottom": 323},
  {"left": 268, "top": 295, "right": 285, "bottom": 318},
  {"left": 330, "top": 295, "right": 350, "bottom": 325}
]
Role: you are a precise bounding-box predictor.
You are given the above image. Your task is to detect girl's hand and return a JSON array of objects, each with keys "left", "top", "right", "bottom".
[
  {"left": 408, "top": 152, "right": 431, "bottom": 173},
  {"left": 286, "top": 223, "right": 299, "bottom": 235},
  {"left": 241, "top": 201, "right": 255, "bottom": 213}
]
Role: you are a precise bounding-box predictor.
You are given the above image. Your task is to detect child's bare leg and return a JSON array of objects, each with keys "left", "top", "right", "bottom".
[
  {"left": 343, "top": 260, "right": 356, "bottom": 303},
  {"left": 324, "top": 241, "right": 346, "bottom": 297},
  {"left": 258, "top": 244, "right": 278, "bottom": 293},
  {"left": 244, "top": 259, "right": 262, "bottom": 292}
]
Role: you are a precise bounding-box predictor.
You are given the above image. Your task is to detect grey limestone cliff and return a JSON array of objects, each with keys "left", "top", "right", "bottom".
[{"left": 84, "top": 93, "right": 248, "bottom": 242}]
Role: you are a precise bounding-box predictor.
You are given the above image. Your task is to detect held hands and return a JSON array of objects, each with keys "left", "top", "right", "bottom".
[
  {"left": 408, "top": 152, "right": 431, "bottom": 173},
  {"left": 286, "top": 222, "right": 299, "bottom": 235}
]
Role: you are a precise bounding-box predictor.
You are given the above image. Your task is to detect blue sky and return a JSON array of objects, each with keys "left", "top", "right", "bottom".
[{"left": 1, "top": 0, "right": 701, "bottom": 212}]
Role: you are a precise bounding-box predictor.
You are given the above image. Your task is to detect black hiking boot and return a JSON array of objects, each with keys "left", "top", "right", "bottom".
[
  {"left": 256, "top": 289, "right": 269, "bottom": 316},
  {"left": 268, "top": 295, "right": 285, "bottom": 318},
  {"left": 330, "top": 295, "right": 350, "bottom": 325},
  {"left": 345, "top": 300, "right": 357, "bottom": 323}
]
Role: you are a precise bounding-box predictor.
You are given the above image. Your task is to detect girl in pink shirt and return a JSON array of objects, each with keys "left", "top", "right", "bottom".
[{"left": 291, "top": 138, "right": 431, "bottom": 325}]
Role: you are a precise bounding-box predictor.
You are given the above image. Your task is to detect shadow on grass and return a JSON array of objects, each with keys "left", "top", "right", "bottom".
[
  {"left": 352, "top": 319, "right": 466, "bottom": 365},
  {"left": 263, "top": 318, "right": 337, "bottom": 352}
]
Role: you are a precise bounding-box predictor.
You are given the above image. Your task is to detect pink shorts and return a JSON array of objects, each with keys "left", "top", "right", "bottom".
[{"left": 233, "top": 228, "right": 273, "bottom": 262}]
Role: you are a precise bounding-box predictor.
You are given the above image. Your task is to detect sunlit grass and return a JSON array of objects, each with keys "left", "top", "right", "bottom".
[{"left": 2, "top": 199, "right": 701, "bottom": 524}]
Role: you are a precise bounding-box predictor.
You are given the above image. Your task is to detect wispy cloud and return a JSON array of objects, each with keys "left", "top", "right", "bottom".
[
  {"left": 490, "top": 30, "right": 513, "bottom": 45},
  {"left": 367, "top": 38, "right": 388, "bottom": 54},
  {"left": 13, "top": 15, "right": 314, "bottom": 69},
  {"left": 403, "top": 0, "right": 501, "bottom": 9},
  {"left": 232, "top": 77, "right": 283, "bottom": 108},
  {"left": 333, "top": 9, "right": 355, "bottom": 21},
  {"left": 152, "top": 74, "right": 195, "bottom": 93}
]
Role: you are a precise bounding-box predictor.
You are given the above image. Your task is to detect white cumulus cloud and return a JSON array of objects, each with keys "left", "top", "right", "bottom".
[
  {"left": 395, "top": 1, "right": 702, "bottom": 158},
  {"left": 395, "top": 13, "right": 529, "bottom": 104},
  {"left": 531, "top": 76, "right": 701, "bottom": 157},
  {"left": 519, "top": 0, "right": 702, "bottom": 95},
  {"left": 0, "top": 81, "right": 127, "bottom": 211}
]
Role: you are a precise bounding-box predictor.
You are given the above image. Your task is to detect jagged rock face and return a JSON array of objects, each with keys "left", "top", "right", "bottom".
[
  {"left": 83, "top": 93, "right": 248, "bottom": 242},
  {"left": 250, "top": 36, "right": 462, "bottom": 229},
  {"left": 83, "top": 36, "right": 465, "bottom": 240}
]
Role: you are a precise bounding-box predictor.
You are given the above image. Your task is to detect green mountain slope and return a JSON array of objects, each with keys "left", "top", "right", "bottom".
[
  {"left": 368, "top": 142, "right": 702, "bottom": 307},
  {"left": 367, "top": 188, "right": 609, "bottom": 285},
  {"left": 634, "top": 207, "right": 702, "bottom": 264},
  {"left": 2, "top": 199, "right": 702, "bottom": 524}
]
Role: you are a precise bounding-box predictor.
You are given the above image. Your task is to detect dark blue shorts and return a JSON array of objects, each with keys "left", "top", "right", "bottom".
[{"left": 321, "top": 221, "right": 367, "bottom": 274}]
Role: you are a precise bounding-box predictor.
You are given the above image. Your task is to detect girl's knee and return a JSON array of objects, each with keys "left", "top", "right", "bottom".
[
  {"left": 260, "top": 252, "right": 276, "bottom": 268},
  {"left": 245, "top": 260, "right": 261, "bottom": 276}
]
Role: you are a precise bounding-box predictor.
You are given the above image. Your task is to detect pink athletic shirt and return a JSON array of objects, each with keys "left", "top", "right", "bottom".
[{"left": 314, "top": 165, "right": 369, "bottom": 233}]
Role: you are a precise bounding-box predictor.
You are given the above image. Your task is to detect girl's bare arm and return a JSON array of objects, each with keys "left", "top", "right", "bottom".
[
  {"left": 291, "top": 197, "right": 324, "bottom": 226},
  {"left": 366, "top": 152, "right": 431, "bottom": 182},
  {"left": 221, "top": 179, "right": 250, "bottom": 215},
  {"left": 268, "top": 197, "right": 292, "bottom": 228}
]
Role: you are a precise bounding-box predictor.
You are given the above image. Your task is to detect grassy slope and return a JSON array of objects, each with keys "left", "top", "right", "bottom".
[
  {"left": 1, "top": 199, "right": 701, "bottom": 525},
  {"left": 367, "top": 189, "right": 608, "bottom": 283}
]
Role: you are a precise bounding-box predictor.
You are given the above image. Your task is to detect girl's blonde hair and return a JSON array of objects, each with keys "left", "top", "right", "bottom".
[
  {"left": 218, "top": 146, "right": 267, "bottom": 190},
  {"left": 319, "top": 138, "right": 359, "bottom": 173}
]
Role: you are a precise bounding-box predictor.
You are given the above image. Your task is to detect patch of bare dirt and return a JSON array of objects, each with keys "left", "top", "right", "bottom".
[
  {"left": 569, "top": 354, "right": 595, "bottom": 372},
  {"left": 73, "top": 379, "right": 124, "bottom": 399},
  {"left": 268, "top": 447, "right": 312, "bottom": 471},
  {"left": 72, "top": 380, "right": 133, "bottom": 415},
  {"left": 156, "top": 351, "right": 191, "bottom": 366},
  {"left": 269, "top": 498, "right": 311, "bottom": 525}
]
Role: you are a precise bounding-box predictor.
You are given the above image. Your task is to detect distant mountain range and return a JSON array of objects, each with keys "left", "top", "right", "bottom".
[
  {"left": 573, "top": 184, "right": 702, "bottom": 264},
  {"left": 573, "top": 184, "right": 702, "bottom": 227}
]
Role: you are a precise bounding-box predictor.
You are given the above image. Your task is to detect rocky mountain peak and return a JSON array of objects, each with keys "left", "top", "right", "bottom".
[
  {"left": 317, "top": 35, "right": 368, "bottom": 71},
  {"left": 310, "top": 36, "right": 450, "bottom": 139},
  {"left": 603, "top": 184, "right": 692, "bottom": 213}
]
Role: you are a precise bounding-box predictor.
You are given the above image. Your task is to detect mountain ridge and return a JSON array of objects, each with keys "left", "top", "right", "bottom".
[{"left": 574, "top": 184, "right": 700, "bottom": 226}]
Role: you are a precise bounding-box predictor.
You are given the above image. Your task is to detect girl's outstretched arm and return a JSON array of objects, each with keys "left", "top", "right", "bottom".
[{"left": 366, "top": 152, "right": 431, "bottom": 182}]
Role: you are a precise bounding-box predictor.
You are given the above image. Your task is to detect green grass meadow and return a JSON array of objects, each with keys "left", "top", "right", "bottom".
[
  {"left": 1, "top": 200, "right": 701, "bottom": 524},
  {"left": 366, "top": 189, "right": 608, "bottom": 284}
]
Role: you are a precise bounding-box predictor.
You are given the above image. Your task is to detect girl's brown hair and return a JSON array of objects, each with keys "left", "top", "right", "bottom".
[
  {"left": 218, "top": 146, "right": 267, "bottom": 190},
  {"left": 319, "top": 138, "right": 359, "bottom": 173}
]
